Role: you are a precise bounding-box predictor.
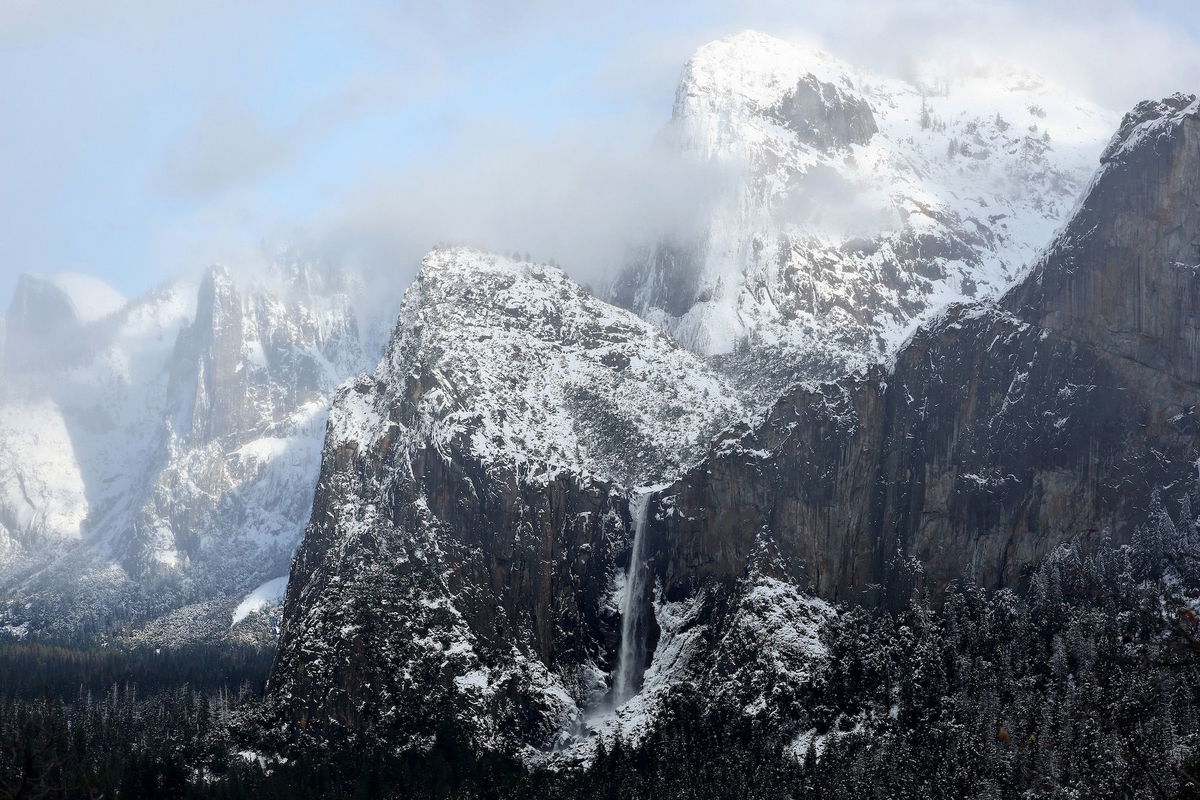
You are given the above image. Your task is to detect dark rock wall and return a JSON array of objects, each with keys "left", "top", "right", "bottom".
[{"left": 769, "top": 74, "right": 878, "bottom": 150}]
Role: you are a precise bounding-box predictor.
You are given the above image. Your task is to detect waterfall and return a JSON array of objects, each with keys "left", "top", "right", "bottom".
[{"left": 613, "top": 490, "right": 652, "bottom": 706}]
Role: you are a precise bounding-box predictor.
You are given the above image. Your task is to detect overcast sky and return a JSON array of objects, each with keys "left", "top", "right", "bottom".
[{"left": 2, "top": 0, "right": 1199, "bottom": 305}]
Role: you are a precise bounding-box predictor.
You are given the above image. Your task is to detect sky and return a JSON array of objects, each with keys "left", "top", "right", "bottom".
[{"left": 2, "top": 0, "right": 1199, "bottom": 307}]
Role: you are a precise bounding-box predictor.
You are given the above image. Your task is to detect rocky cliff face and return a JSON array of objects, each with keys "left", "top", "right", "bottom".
[
  {"left": 267, "top": 248, "right": 745, "bottom": 753},
  {"left": 609, "top": 31, "right": 1117, "bottom": 395},
  {"left": 648, "top": 94, "right": 1200, "bottom": 606}
]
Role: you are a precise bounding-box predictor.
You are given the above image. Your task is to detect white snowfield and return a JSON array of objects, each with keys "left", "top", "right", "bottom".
[{"left": 232, "top": 575, "right": 289, "bottom": 627}]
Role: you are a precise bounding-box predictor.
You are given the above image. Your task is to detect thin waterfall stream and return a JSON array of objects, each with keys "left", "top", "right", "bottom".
[{"left": 613, "top": 490, "right": 653, "bottom": 706}]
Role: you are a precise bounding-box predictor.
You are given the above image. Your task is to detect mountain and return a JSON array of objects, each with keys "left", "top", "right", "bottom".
[
  {"left": 266, "top": 90, "right": 1200, "bottom": 762},
  {"left": 1, "top": 27, "right": 1198, "bottom": 800},
  {"left": 609, "top": 31, "right": 1116, "bottom": 395},
  {"left": 266, "top": 248, "right": 745, "bottom": 754},
  {"left": 0, "top": 260, "right": 390, "bottom": 643},
  {"left": 0, "top": 31, "right": 1119, "bottom": 647}
]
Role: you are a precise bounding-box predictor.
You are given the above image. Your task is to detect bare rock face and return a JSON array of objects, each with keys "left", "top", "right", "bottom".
[
  {"left": 649, "top": 95, "right": 1200, "bottom": 605},
  {"left": 1010, "top": 94, "right": 1200, "bottom": 386},
  {"left": 768, "top": 74, "right": 878, "bottom": 150}
]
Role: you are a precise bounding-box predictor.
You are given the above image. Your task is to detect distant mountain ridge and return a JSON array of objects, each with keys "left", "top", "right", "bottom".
[{"left": 0, "top": 259, "right": 392, "bottom": 643}]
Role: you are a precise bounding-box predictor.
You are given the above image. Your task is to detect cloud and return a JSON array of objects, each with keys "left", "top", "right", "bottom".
[
  {"left": 304, "top": 112, "right": 734, "bottom": 288},
  {"left": 688, "top": 0, "right": 1200, "bottom": 110},
  {"left": 158, "top": 105, "right": 299, "bottom": 198},
  {"left": 4, "top": 0, "right": 1200, "bottom": 308},
  {"left": 292, "top": 0, "right": 1200, "bottom": 292}
]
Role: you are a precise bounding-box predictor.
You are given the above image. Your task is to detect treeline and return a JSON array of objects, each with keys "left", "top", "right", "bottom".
[
  {"left": 0, "top": 642, "right": 274, "bottom": 700},
  {"left": 0, "top": 641, "right": 524, "bottom": 799},
  {"left": 0, "top": 643, "right": 275, "bottom": 799}
]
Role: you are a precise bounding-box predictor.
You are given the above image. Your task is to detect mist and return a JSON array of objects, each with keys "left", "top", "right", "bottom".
[{"left": 304, "top": 121, "right": 741, "bottom": 291}]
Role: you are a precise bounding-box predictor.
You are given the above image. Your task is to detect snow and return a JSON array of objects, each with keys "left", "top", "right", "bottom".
[
  {"left": 0, "top": 398, "right": 90, "bottom": 549},
  {"left": 1100, "top": 93, "right": 1200, "bottom": 164},
  {"left": 232, "top": 575, "right": 288, "bottom": 627},
  {"left": 233, "top": 436, "right": 292, "bottom": 464},
  {"left": 333, "top": 247, "right": 747, "bottom": 489},
  {"left": 618, "top": 30, "right": 1117, "bottom": 378}
]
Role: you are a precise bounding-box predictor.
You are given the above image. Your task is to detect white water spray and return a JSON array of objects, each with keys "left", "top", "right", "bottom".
[{"left": 613, "top": 490, "right": 653, "bottom": 706}]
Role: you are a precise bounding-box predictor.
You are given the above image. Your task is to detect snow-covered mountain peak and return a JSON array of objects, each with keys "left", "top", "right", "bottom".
[
  {"left": 612, "top": 31, "right": 1118, "bottom": 391},
  {"left": 270, "top": 248, "right": 753, "bottom": 753},
  {"left": 357, "top": 246, "right": 745, "bottom": 488}
]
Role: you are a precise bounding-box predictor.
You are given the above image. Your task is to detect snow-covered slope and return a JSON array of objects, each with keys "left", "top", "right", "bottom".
[
  {"left": 610, "top": 31, "right": 1117, "bottom": 392},
  {"left": 0, "top": 278, "right": 190, "bottom": 567},
  {"left": 365, "top": 248, "right": 745, "bottom": 486}
]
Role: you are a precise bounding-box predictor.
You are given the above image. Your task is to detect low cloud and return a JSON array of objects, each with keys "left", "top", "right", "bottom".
[
  {"left": 306, "top": 115, "right": 735, "bottom": 289},
  {"left": 158, "top": 104, "right": 299, "bottom": 198}
]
